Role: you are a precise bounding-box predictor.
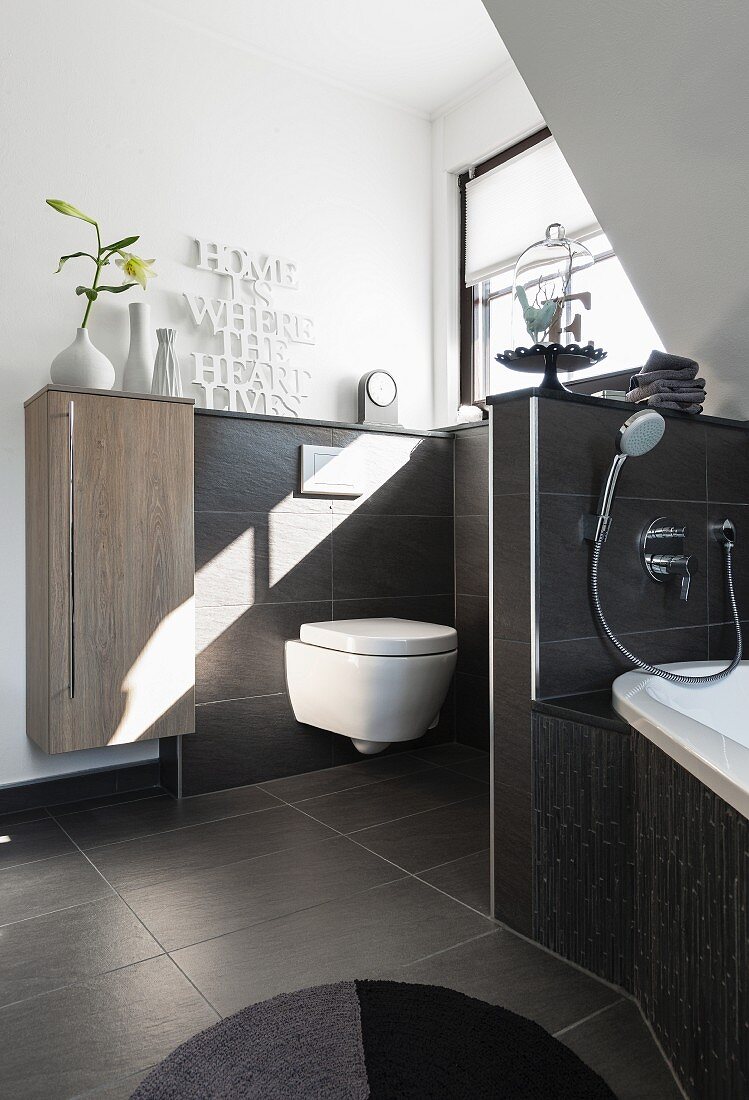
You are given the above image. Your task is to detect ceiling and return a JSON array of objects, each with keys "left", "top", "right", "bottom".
[{"left": 140, "top": 0, "right": 509, "bottom": 116}]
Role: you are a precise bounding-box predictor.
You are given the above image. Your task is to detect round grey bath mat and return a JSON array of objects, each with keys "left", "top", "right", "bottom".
[{"left": 131, "top": 980, "right": 615, "bottom": 1099}]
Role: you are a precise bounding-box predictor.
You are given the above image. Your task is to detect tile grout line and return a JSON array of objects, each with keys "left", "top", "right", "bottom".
[{"left": 551, "top": 996, "right": 626, "bottom": 1038}]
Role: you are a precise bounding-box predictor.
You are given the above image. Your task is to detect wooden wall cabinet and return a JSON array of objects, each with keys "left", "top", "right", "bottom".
[{"left": 25, "top": 386, "right": 195, "bottom": 753}]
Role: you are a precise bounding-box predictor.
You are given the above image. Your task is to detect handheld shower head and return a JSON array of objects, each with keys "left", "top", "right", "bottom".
[{"left": 589, "top": 410, "right": 666, "bottom": 542}]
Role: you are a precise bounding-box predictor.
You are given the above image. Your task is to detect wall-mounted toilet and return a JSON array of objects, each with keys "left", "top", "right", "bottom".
[{"left": 285, "top": 618, "right": 457, "bottom": 754}]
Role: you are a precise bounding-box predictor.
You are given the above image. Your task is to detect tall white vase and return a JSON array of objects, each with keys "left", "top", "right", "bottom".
[
  {"left": 122, "top": 302, "right": 154, "bottom": 393},
  {"left": 50, "top": 328, "right": 115, "bottom": 389},
  {"left": 152, "top": 328, "right": 183, "bottom": 397}
]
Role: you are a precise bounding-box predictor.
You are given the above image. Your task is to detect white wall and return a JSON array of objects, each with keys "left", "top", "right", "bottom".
[
  {"left": 0, "top": 1, "right": 432, "bottom": 785},
  {"left": 483, "top": 0, "right": 749, "bottom": 418},
  {"left": 431, "top": 67, "right": 543, "bottom": 426}
]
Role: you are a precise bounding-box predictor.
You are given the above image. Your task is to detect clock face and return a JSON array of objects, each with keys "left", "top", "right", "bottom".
[{"left": 367, "top": 371, "right": 397, "bottom": 408}]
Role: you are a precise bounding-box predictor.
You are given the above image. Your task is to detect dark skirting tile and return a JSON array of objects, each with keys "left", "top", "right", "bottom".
[
  {"left": 186, "top": 694, "right": 333, "bottom": 794},
  {"left": 330, "top": 430, "right": 453, "bottom": 517},
  {"left": 86, "top": 804, "right": 336, "bottom": 893},
  {"left": 194, "top": 414, "right": 332, "bottom": 513},
  {"left": 0, "top": 853, "right": 114, "bottom": 927},
  {"left": 196, "top": 600, "right": 331, "bottom": 703},
  {"left": 417, "top": 849, "right": 490, "bottom": 913},
  {"left": 300, "top": 768, "right": 487, "bottom": 834},
  {"left": 0, "top": 955, "right": 217, "bottom": 1100},
  {"left": 706, "top": 423, "right": 749, "bottom": 504},
  {"left": 48, "top": 788, "right": 165, "bottom": 818},
  {"left": 492, "top": 402, "right": 530, "bottom": 497},
  {"left": 0, "top": 769, "right": 118, "bottom": 816},
  {"left": 123, "top": 835, "right": 401, "bottom": 952},
  {"left": 171, "top": 877, "right": 492, "bottom": 1015},
  {"left": 258, "top": 754, "right": 436, "bottom": 804},
  {"left": 0, "top": 817, "right": 76, "bottom": 871},
  {"left": 355, "top": 795, "right": 489, "bottom": 873},
  {"left": 493, "top": 495, "right": 530, "bottom": 641},
  {"left": 0, "top": 808, "right": 50, "bottom": 827},
  {"left": 0, "top": 896, "right": 161, "bottom": 1008},
  {"left": 53, "top": 785, "right": 280, "bottom": 849},
  {"left": 195, "top": 510, "right": 333, "bottom": 608},
  {"left": 455, "top": 428, "right": 489, "bottom": 517},
  {"left": 455, "top": 514, "right": 488, "bottom": 598},
  {"left": 455, "top": 673, "right": 490, "bottom": 751},
  {"left": 332, "top": 514, "right": 453, "bottom": 600},
  {"left": 456, "top": 594, "right": 489, "bottom": 676}
]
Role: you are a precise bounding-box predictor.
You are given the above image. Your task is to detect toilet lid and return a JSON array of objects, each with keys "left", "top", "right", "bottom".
[{"left": 299, "top": 618, "right": 458, "bottom": 657}]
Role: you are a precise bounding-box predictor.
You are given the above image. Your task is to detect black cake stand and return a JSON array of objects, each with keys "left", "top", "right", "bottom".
[{"left": 495, "top": 343, "right": 607, "bottom": 392}]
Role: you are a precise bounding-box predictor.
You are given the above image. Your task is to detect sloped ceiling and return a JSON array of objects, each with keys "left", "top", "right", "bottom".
[{"left": 482, "top": 0, "right": 749, "bottom": 417}]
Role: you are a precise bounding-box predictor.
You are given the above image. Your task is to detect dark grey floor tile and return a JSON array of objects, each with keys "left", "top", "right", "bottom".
[
  {"left": 300, "top": 768, "right": 487, "bottom": 834},
  {"left": 0, "top": 955, "right": 217, "bottom": 1100},
  {"left": 172, "top": 876, "right": 492, "bottom": 1015},
  {"left": 124, "top": 836, "right": 402, "bottom": 951},
  {"left": 0, "top": 896, "right": 161, "bottom": 1008},
  {"left": 447, "top": 755, "right": 490, "bottom": 783},
  {"left": 0, "top": 808, "right": 51, "bottom": 827},
  {"left": 87, "top": 805, "right": 336, "bottom": 893},
  {"left": 355, "top": 796, "right": 489, "bottom": 874},
  {"left": 387, "top": 929, "right": 621, "bottom": 1035},
  {"left": 75, "top": 1066, "right": 153, "bottom": 1098},
  {"left": 0, "top": 817, "right": 77, "bottom": 870},
  {"left": 560, "top": 999, "right": 681, "bottom": 1100},
  {"left": 410, "top": 743, "right": 486, "bottom": 766},
  {"left": 56, "top": 785, "right": 280, "bottom": 850},
  {"left": 258, "top": 754, "right": 436, "bottom": 803},
  {"left": 417, "top": 849, "right": 491, "bottom": 914},
  {"left": 0, "top": 853, "right": 114, "bottom": 927},
  {"left": 48, "top": 788, "right": 164, "bottom": 818}
]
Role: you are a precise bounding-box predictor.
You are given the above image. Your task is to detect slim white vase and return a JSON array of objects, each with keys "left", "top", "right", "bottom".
[
  {"left": 50, "top": 328, "right": 115, "bottom": 389},
  {"left": 152, "top": 328, "right": 183, "bottom": 397},
  {"left": 122, "top": 302, "right": 154, "bottom": 393}
]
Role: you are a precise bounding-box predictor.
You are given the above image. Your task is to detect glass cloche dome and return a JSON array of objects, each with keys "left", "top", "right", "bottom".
[{"left": 510, "top": 222, "right": 595, "bottom": 349}]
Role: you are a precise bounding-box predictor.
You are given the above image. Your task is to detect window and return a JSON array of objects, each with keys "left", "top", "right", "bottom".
[{"left": 459, "top": 131, "right": 662, "bottom": 403}]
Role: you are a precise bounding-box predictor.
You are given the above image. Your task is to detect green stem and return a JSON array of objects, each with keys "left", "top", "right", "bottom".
[{"left": 81, "top": 222, "right": 102, "bottom": 328}]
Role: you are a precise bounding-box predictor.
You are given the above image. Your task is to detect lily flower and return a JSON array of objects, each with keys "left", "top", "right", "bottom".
[{"left": 116, "top": 252, "right": 157, "bottom": 290}]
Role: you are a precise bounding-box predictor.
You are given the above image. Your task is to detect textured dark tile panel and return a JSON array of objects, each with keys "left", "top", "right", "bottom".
[
  {"left": 195, "top": 510, "right": 333, "bottom": 608},
  {"left": 0, "top": 853, "right": 114, "bottom": 927},
  {"left": 537, "top": 495, "right": 709, "bottom": 641},
  {"left": 492, "top": 402, "right": 530, "bottom": 497},
  {"left": 705, "top": 422, "right": 749, "bottom": 503},
  {"left": 332, "top": 514, "right": 453, "bottom": 600},
  {"left": 455, "top": 673, "right": 490, "bottom": 751},
  {"left": 455, "top": 514, "right": 488, "bottom": 598},
  {"left": 531, "top": 713, "right": 636, "bottom": 991},
  {"left": 194, "top": 414, "right": 332, "bottom": 513},
  {"left": 0, "top": 955, "right": 217, "bottom": 1100},
  {"left": 454, "top": 428, "right": 489, "bottom": 517},
  {"left": 187, "top": 694, "right": 333, "bottom": 793},
  {"left": 332, "top": 593, "right": 454, "bottom": 628},
  {"left": 55, "top": 786, "right": 279, "bottom": 849},
  {"left": 417, "top": 849, "right": 490, "bottom": 914},
  {"left": 123, "top": 835, "right": 401, "bottom": 952},
  {"left": 330, "top": 430, "right": 453, "bottom": 517},
  {"left": 493, "top": 495, "right": 530, "bottom": 642},
  {"left": 456, "top": 594, "right": 489, "bottom": 677},
  {"left": 86, "top": 804, "right": 335, "bottom": 893},
  {"left": 537, "top": 625, "right": 709, "bottom": 697},
  {"left": 196, "top": 600, "right": 331, "bottom": 703},
  {"left": 389, "top": 928, "right": 620, "bottom": 1035},
  {"left": 300, "top": 768, "right": 487, "bottom": 834},
  {"left": 0, "top": 896, "right": 161, "bottom": 1008},
  {"left": 354, "top": 795, "right": 489, "bottom": 873},
  {"left": 0, "top": 817, "right": 76, "bottom": 870},
  {"left": 706, "top": 503, "right": 749, "bottom": 624},
  {"left": 561, "top": 1000, "right": 681, "bottom": 1100},
  {"left": 258, "top": 754, "right": 436, "bottom": 804},
  {"left": 171, "top": 877, "right": 492, "bottom": 1015},
  {"left": 537, "top": 398, "right": 707, "bottom": 500}
]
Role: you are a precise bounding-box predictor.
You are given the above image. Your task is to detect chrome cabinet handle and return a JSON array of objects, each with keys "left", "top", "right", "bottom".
[{"left": 68, "top": 401, "right": 75, "bottom": 699}]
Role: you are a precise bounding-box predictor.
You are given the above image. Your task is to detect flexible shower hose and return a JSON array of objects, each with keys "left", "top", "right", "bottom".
[{"left": 590, "top": 535, "right": 743, "bottom": 684}]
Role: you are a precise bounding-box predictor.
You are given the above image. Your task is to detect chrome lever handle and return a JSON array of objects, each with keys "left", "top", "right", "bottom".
[{"left": 646, "top": 553, "right": 697, "bottom": 601}]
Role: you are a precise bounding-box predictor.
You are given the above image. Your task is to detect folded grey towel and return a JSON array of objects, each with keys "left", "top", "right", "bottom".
[
  {"left": 646, "top": 394, "right": 703, "bottom": 413},
  {"left": 628, "top": 349, "right": 699, "bottom": 389},
  {"left": 627, "top": 381, "right": 706, "bottom": 403}
]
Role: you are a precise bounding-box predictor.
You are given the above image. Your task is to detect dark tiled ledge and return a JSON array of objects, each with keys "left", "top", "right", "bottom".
[
  {"left": 195, "top": 407, "right": 452, "bottom": 438},
  {"left": 532, "top": 691, "right": 630, "bottom": 734}
]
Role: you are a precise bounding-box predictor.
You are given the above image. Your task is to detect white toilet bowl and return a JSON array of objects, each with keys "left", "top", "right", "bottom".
[{"left": 285, "top": 618, "right": 457, "bottom": 755}]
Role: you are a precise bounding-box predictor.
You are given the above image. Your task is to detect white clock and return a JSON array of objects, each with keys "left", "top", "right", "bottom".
[{"left": 358, "top": 370, "right": 399, "bottom": 425}]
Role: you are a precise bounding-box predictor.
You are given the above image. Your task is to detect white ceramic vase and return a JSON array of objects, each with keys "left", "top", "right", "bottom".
[
  {"left": 50, "top": 328, "right": 115, "bottom": 389},
  {"left": 152, "top": 328, "right": 183, "bottom": 397},
  {"left": 122, "top": 302, "right": 154, "bottom": 393}
]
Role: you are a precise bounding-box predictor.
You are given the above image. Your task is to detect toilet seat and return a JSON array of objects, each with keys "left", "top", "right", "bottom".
[{"left": 299, "top": 618, "right": 457, "bottom": 657}]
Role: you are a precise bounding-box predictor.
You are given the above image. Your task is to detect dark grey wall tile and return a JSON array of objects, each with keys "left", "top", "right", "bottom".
[
  {"left": 708, "top": 620, "right": 749, "bottom": 660},
  {"left": 706, "top": 424, "right": 749, "bottom": 503},
  {"left": 455, "top": 429, "right": 489, "bottom": 517},
  {"left": 538, "top": 495, "right": 709, "bottom": 642},
  {"left": 537, "top": 398, "right": 707, "bottom": 500},
  {"left": 455, "top": 673, "right": 490, "bottom": 751},
  {"left": 194, "top": 415, "right": 332, "bottom": 513},
  {"left": 456, "top": 595, "right": 489, "bottom": 677},
  {"left": 493, "top": 495, "right": 530, "bottom": 642},
  {"left": 331, "top": 430, "right": 453, "bottom": 516},
  {"left": 707, "top": 503, "right": 749, "bottom": 624},
  {"left": 492, "top": 402, "right": 530, "bottom": 496},
  {"left": 455, "top": 514, "right": 488, "bottom": 598},
  {"left": 186, "top": 694, "right": 334, "bottom": 793},
  {"left": 196, "top": 600, "right": 331, "bottom": 704},
  {"left": 332, "top": 594, "right": 454, "bottom": 627},
  {"left": 195, "top": 511, "right": 333, "bottom": 608},
  {"left": 332, "top": 514, "right": 453, "bottom": 600}
]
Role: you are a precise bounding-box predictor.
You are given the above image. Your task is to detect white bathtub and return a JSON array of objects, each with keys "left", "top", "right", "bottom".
[{"left": 613, "top": 662, "right": 749, "bottom": 819}]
